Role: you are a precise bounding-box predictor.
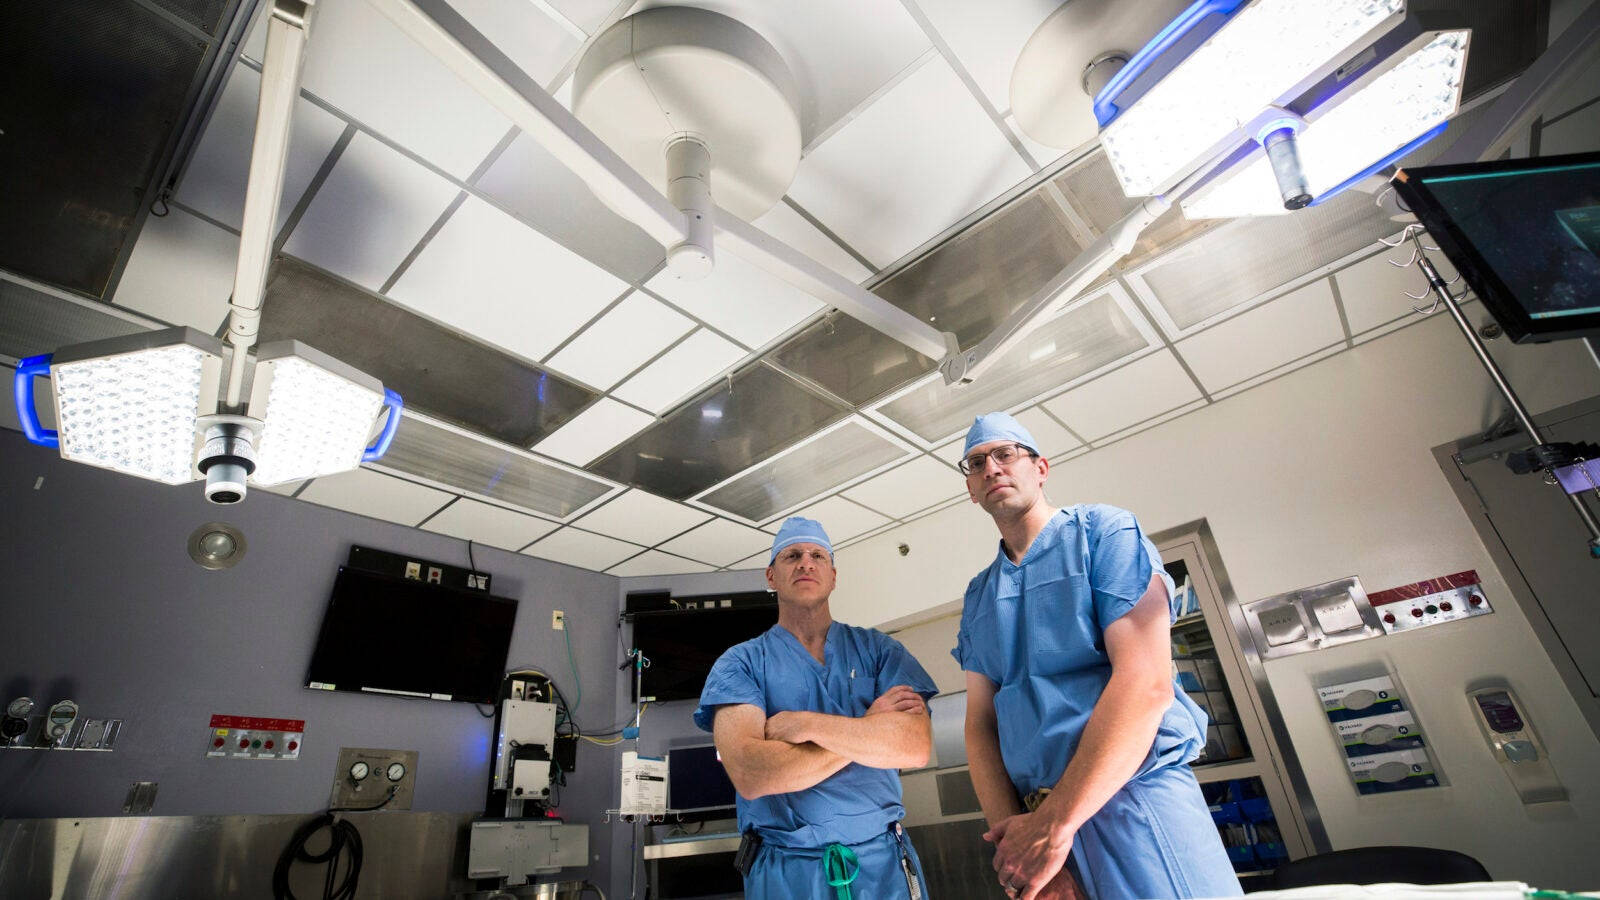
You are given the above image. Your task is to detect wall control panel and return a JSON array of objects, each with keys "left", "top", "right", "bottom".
[
  {"left": 1369, "top": 570, "right": 1492, "bottom": 634},
  {"left": 332, "top": 747, "right": 417, "bottom": 810},
  {"left": 205, "top": 715, "right": 303, "bottom": 760}
]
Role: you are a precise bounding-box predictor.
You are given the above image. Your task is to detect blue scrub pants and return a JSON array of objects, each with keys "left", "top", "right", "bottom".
[
  {"left": 1069, "top": 764, "right": 1242, "bottom": 899},
  {"left": 744, "top": 828, "right": 929, "bottom": 900}
]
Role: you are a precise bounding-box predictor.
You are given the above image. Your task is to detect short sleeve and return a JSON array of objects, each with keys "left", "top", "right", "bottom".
[
  {"left": 692, "top": 645, "right": 765, "bottom": 732},
  {"left": 873, "top": 632, "right": 940, "bottom": 701},
  {"left": 1087, "top": 507, "right": 1167, "bottom": 633},
  {"left": 950, "top": 576, "right": 995, "bottom": 680}
]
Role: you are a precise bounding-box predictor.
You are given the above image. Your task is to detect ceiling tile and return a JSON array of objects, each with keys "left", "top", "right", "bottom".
[
  {"left": 572, "top": 489, "right": 712, "bottom": 547},
  {"left": 595, "top": 363, "right": 849, "bottom": 499},
  {"left": 299, "top": 0, "right": 511, "bottom": 179},
  {"left": 787, "top": 56, "right": 1032, "bottom": 267},
  {"left": 730, "top": 550, "right": 771, "bottom": 571},
  {"left": 297, "top": 467, "right": 454, "bottom": 525},
  {"left": 446, "top": 0, "right": 581, "bottom": 87},
  {"left": 474, "top": 131, "right": 665, "bottom": 283},
  {"left": 546, "top": 292, "right": 695, "bottom": 390},
  {"left": 112, "top": 209, "right": 236, "bottom": 333},
  {"left": 842, "top": 455, "right": 962, "bottom": 520},
  {"left": 699, "top": 419, "right": 909, "bottom": 523},
  {"left": 646, "top": 250, "right": 824, "bottom": 349},
  {"left": 523, "top": 526, "right": 644, "bottom": 570},
  {"left": 611, "top": 329, "right": 749, "bottom": 414},
  {"left": 1334, "top": 241, "right": 1462, "bottom": 336},
  {"left": 1042, "top": 351, "right": 1202, "bottom": 441},
  {"left": 752, "top": 201, "right": 874, "bottom": 283},
  {"left": 175, "top": 63, "right": 347, "bottom": 232},
  {"left": 913, "top": 0, "right": 1059, "bottom": 115},
  {"left": 1011, "top": 406, "right": 1082, "bottom": 458},
  {"left": 1211, "top": 347, "right": 1345, "bottom": 401},
  {"left": 282, "top": 133, "right": 461, "bottom": 291},
  {"left": 420, "top": 496, "right": 559, "bottom": 551},
  {"left": 547, "top": 0, "right": 615, "bottom": 34},
  {"left": 630, "top": 0, "right": 929, "bottom": 143},
  {"left": 256, "top": 480, "right": 305, "bottom": 497},
  {"left": 769, "top": 311, "right": 935, "bottom": 408},
  {"left": 658, "top": 517, "right": 775, "bottom": 567},
  {"left": 1175, "top": 279, "right": 1345, "bottom": 393},
  {"left": 389, "top": 196, "right": 628, "bottom": 362},
  {"left": 534, "top": 398, "right": 656, "bottom": 466},
  {"left": 607, "top": 550, "right": 715, "bottom": 576},
  {"left": 788, "top": 495, "right": 890, "bottom": 542}
]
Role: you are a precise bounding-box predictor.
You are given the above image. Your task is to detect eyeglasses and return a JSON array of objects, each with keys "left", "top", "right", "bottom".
[{"left": 958, "top": 442, "right": 1036, "bottom": 476}]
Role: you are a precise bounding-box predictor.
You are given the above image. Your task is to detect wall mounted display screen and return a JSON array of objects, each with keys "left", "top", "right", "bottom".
[
  {"left": 305, "top": 566, "right": 517, "bottom": 704},
  {"left": 668, "top": 744, "right": 738, "bottom": 813},
  {"left": 631, "top": 605, "right": 778, "bottom": 702},
  {"left": 1392, "top": 151, "right": 1600, "bottom": 342}
]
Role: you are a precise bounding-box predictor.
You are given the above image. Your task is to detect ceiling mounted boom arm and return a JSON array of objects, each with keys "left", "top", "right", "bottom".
[
  {"left": 225, "top": 0, "right": 316, "bottom": 407},
  {"left": 372, "top": 0, "right": 955, "bottom": 369}
]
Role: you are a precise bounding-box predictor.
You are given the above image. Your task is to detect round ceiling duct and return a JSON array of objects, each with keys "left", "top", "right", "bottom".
[
  {"left": 1010, "top": 0, "right": 1188, "bottom": 151},
  {"left": 574, "top": 6, "right": 803, "bottom": 229}
]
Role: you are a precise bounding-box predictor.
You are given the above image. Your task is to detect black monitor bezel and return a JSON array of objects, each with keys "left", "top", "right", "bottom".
[{"left": 1390, "top": 150, "right": 1600, "bottom": 343}]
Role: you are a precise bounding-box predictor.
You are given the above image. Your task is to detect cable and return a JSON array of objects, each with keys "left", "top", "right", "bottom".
[
  {"left": 467, "top": 539, "right": 477, "bottom": 573},
  {"left": 330, "top": 786, "right": 398, "bottom": 813},
  {"left": 564, "top": 625, "right": 582, "bottom": 714},
  {"left": 272, "top": 798, "right": 387, "bottom": 900}
]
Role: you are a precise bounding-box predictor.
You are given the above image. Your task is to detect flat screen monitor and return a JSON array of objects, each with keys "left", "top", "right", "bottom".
[
  {"left": 1392, "top": 151, "right": 1600, "bottom": 342},
  {"left": 631, "top": 604, "right": 778, "bottom": 702},
  {"left": 668, "top": 744, "right": 737, "bottom": 814},
  {"left": 305, "top": 566, "right": 517, "bottom": 705}
]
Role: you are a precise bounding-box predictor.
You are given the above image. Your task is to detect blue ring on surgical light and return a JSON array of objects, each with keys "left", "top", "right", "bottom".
[
  {"left": 1309, "top": 122, "right": 1448, "bottom": 207},
  {"left": 1093, "top": 0, "right": 1250, "bottom": 128},
  {"left": 14, "top": 354, "right": 59, "bottom": 449},
  {"left": 362, "top": 389, "right": 404, "bottom": 462},
  {"left": 1255, "top": 117, "right": 1302, "bottom": 145}
]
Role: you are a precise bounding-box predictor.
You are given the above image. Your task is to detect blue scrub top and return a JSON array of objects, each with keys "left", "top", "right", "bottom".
[
  {"left": 695, "top": 621, "right": 938, "bottom": 848},
  {"left": 952, "top": 505, "right": 1207, "bottom": 797}
]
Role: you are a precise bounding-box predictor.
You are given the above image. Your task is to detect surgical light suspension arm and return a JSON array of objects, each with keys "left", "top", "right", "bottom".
[
  {"left": 223, "top": 0, "right": 315, "bottom": 409},
  {"left": 1412, "top": 236, "right": 1600, "bottom": 556},
  {"left": 373, "top": 0, "right": 956, "bottom": 366}
]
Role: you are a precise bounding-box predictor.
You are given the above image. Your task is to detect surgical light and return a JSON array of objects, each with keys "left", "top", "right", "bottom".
[
  {"left": 1097, "top": 0, "right": 1407, "bottom": 198},
  {"left": 1182, "top": 30, "right": 1467, "bottom": 219},
  {"left": 16, "top": 328, "right": 224, "bottom": 485},
  {"left": 249, "top": 341, "right": 397, "bottom": 485},
  {"left": 14, "top": 326, "right": 402, "bottom": 504}
]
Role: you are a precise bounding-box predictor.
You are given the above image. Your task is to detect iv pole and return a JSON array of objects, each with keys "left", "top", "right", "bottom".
[{"left": 1409, "top": 231, "right": 1600, "bottom": 558}]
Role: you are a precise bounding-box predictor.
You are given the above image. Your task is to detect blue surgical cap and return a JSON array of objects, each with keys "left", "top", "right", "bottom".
[
  {"left": 963, "top": 412, "right": 1039, "bottom": 458},
  {"left": 770, "top": 517, "right": 833, "bottom": 564}
]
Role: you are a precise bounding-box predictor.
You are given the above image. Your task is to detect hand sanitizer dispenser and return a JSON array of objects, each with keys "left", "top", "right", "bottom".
[{"left": 1467, "top": 686, "right": 1566, "bottom": 804}]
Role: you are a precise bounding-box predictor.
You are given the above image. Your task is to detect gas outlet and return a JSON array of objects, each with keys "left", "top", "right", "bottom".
[
  {"left": 331, "top": 747, "right": 417, "bottom": 810},
  {"left": 552, "top": 610, "right": 565, "bottom": 631}
]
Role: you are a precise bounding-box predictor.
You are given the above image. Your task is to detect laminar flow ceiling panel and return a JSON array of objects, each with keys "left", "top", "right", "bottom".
[{"left": 696, "top": 417, "right": 912, "bottom": 524}]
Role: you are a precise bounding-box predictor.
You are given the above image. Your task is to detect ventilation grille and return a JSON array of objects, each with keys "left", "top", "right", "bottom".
[
  {"left": 0, "top": 274, "right": 152, "bottom": 362},
  {"left": 698, "top": 420, "right": 907, "bottom": 523}
]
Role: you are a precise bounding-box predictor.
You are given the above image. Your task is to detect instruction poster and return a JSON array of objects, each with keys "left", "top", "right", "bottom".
[{"left": 1318, "top": 675, "right": 1439, "bottom": 794}]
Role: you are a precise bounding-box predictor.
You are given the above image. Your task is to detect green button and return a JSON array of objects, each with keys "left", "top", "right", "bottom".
[
  {"left": 1424, "top": 604, "right": 1438, "bottom": 615},
  {"left": 251, "top": 739, "right": 261, "bottom": 749}
]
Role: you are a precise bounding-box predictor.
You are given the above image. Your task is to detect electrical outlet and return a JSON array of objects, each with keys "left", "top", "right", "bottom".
[{"left": 552, "top": 610, "right": 565, "bottom": 631}]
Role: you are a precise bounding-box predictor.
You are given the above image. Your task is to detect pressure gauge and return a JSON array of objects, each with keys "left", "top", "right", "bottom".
[
  {"left": 1, "top": 697, "right": 33, "bottom": 742},
  {"left": 348, "top": 761, "right": 371, "bottom": 782},
  {"left": 6, "top": 697, "right": 34, "bottom": 719},
  {"left": 386, "top": 762, "right": 406, "bottom": 782}
]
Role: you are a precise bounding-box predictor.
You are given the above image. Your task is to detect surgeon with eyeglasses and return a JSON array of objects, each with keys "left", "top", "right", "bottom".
[{"left": 951, "top": 412, "right": 1240, "bottom": 900}]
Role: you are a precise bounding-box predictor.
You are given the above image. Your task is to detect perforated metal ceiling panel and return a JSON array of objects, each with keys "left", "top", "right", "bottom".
[
  {"left": 697, "top": 418, "right": 910, "bottom": 524},
  {"left": 0, "top": 274, "right": 154, "bottom": 363},
  {"left": 377, "top": 413, "right": 616, "bottom": 520},
  {"left": 591, "top": 363, "right": 849, "bottom": 500},
  {"left": 258, "top": 257, "right": 596, "bottom": 447}
]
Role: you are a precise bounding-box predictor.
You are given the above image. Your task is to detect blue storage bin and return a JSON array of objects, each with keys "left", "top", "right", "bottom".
[
  {"left": 1240, "top": 797, "right": 1274, "bottom": 823},
  {"left": 1254, "top": 842, "right": 1289, "bottom": 864},
  {"left": 1226, "top": 844, "right": 1258, "bottom": 870},
  {"left": 1209, "top": 801, "right": 1241, "bottom": 824}
]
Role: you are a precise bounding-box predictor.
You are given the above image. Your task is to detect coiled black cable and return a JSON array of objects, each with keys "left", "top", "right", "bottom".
[{"left": 272, "top": 787, "right": 394, "bottom": 900}]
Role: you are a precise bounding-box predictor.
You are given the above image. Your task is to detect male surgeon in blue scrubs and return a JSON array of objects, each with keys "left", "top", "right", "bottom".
[
  {"left": 695, "top": 517, "right": 939, "bottom": 899},
  {"left": 953, "top": 413, "right": 1240, "bottom": 900}
]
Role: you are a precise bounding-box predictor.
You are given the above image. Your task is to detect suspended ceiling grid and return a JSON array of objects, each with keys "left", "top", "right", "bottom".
[{"left": 6, "top": 0, "right": 1565, "bottom": 575}]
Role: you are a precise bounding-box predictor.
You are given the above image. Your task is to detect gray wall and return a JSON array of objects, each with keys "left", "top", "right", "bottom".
[{"left": 0, "top": 429, "right": 621, "bottom": 888}]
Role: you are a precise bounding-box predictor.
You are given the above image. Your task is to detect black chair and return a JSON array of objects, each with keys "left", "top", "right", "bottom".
[{"left": 1268, "top": 846, "right": 1491, "bottom": 890}]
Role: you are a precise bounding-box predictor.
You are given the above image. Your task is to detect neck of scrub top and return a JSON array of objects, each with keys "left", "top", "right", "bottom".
[
  {"left": 993, "top": 496, "right": 1059, "bottom": 565},
  {"left": 777, "top": 600, "right": 834, "bottom": 663}
]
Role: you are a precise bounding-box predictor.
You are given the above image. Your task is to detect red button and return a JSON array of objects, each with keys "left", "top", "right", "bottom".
[
  {"left": 288, "top": 741, "right": 298, "bottom": 751},
  {"left": 239, "top": 738, "right": 249, "bottom": 749},
  {"left": 1410, "top": 608, "right": 1424, "bottom": 618},
  {"left": 1469, "top": 594, "right": 1483, "bottom": 607},
  {"left": 264, "top": 740, "right": 275, "bottom": 750},
  {"left": 214, "top": 737, "right": 225, "bottom": 748},
  {"left": 1383, "top": 613, "right": 1396, "bottom": 624},
  {"left": 1439, "top": 601, "right": 1453, "bottom": 612}
]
